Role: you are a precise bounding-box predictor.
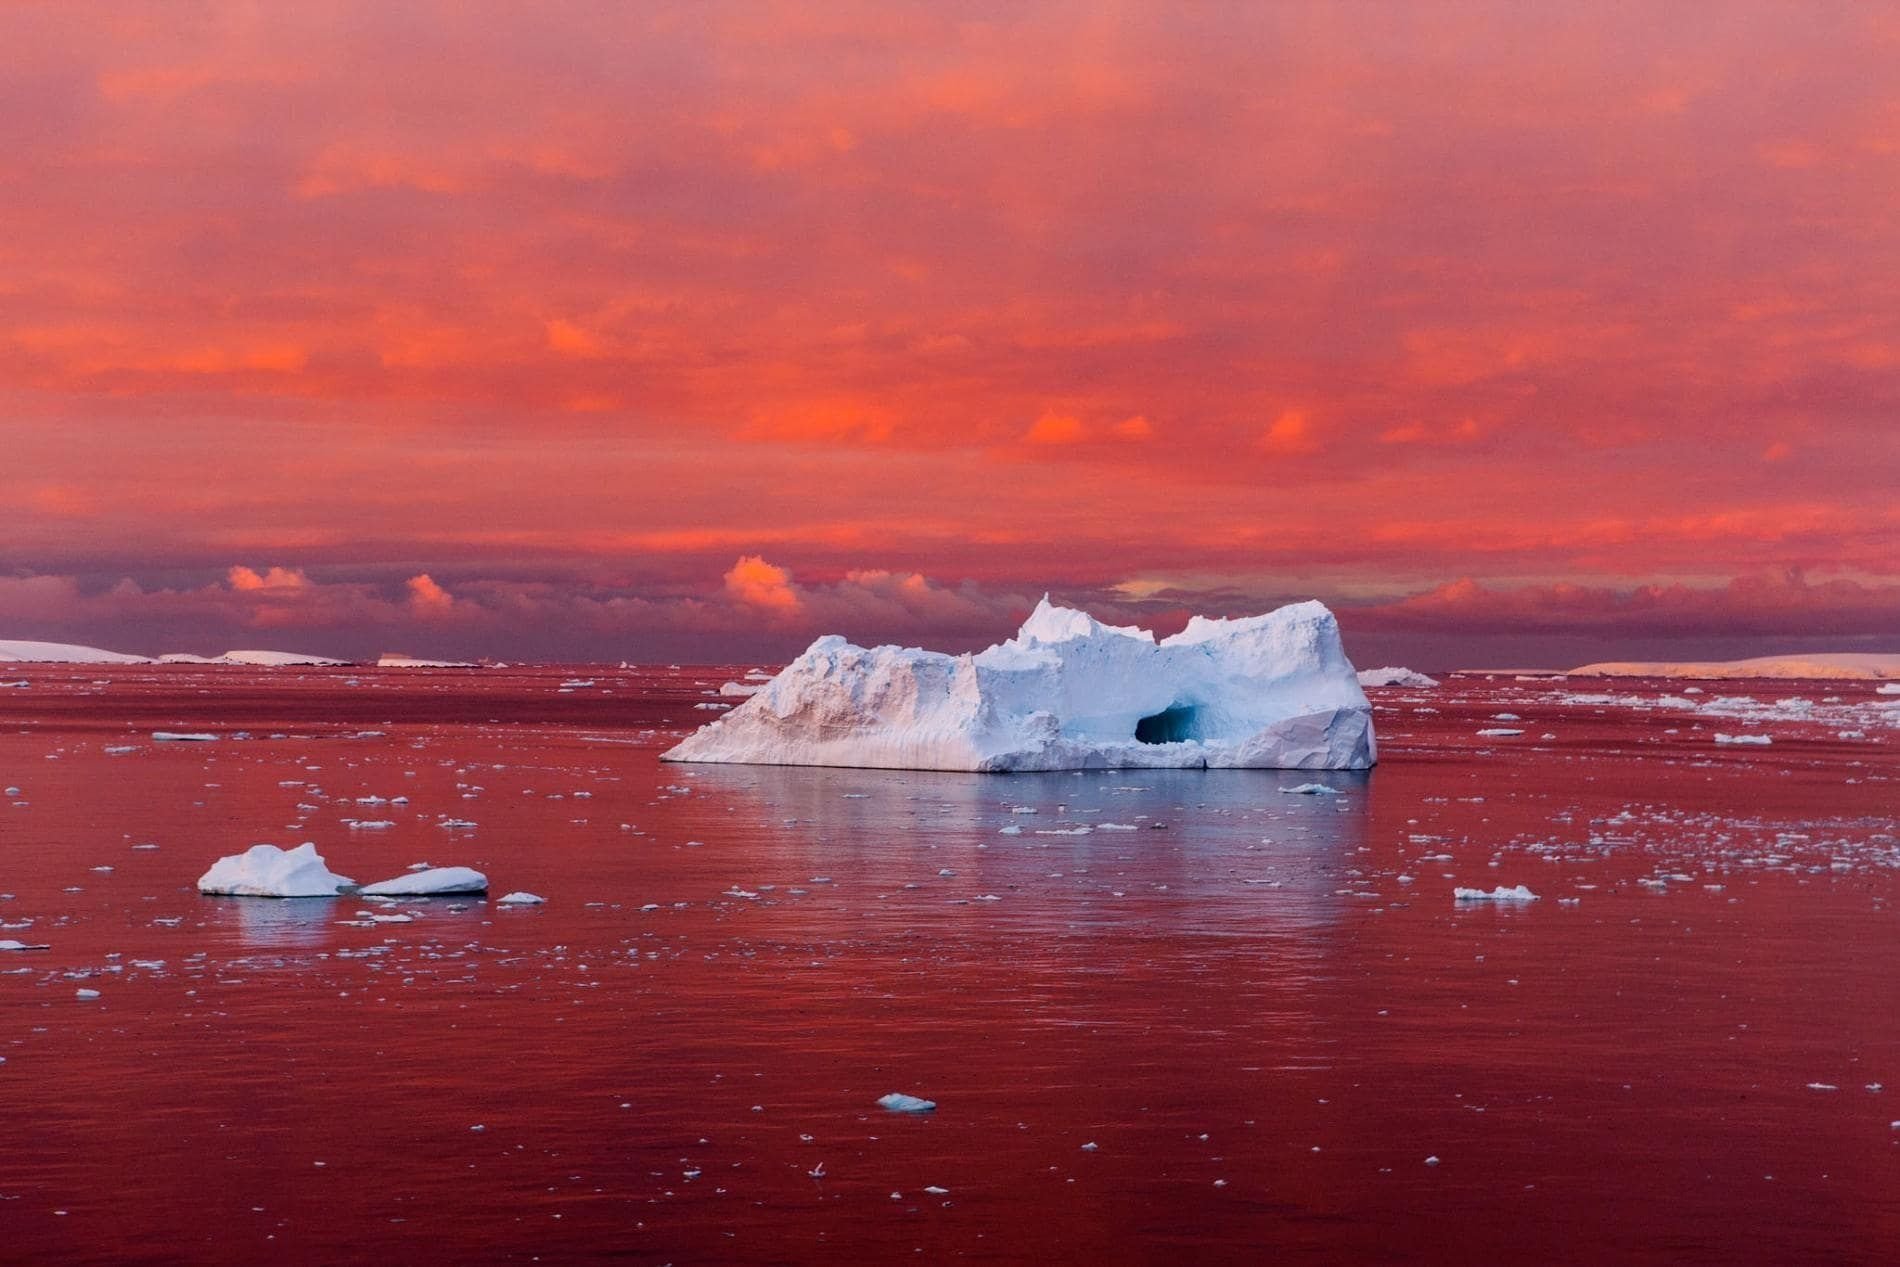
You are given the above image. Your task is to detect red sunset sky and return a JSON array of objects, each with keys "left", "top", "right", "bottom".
[{"left": 3, "top": 2, "right": 1898, "bottom": 665}]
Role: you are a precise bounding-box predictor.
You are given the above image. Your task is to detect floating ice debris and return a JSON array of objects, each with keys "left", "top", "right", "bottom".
[
  {"left": 360, "top": 866, "right": 488, "bottom": 897},
  {"left": 1805, "top": 1082, "right": 1838, "bottom": 1092},
  {"left": 1476, "top": 728, "right": 1525, "bottom": 738},
  {"left": 197, "top": 843, "right": 353, "bottom": 897},
  {"left": 75, "top": 988, "right": 100, "bottom": 1000},
  {"left": 664, "top": 597, "right": 1376, "bottom": 771},
  {"left": 153, "top": 731, "right": 218, "bottom": 742},
  {"left": 1281, "top": 783, "right": 1341, "bottom": 795},
  {"left": 0, "top": 939, "right": 49, "bottom": 951},
  {"left": 1454, "top": 885, "right": 1539, "bottom": 902},
  {"left": 496, "top": 891, "right": 545, "bottom": 905},
  {"left": 347, "top": 820, "right": 396, "bottom": 830},
  {"left": 1080, "top": 1141, "right": 1098, "bottom": 1151},
  {"left": 877, "top": 1093, "right": 936, "bottom": 1113},
  {"left": 1357, "top": 666, "right": 1440, "bottom": 688},
  {"left": 1714, "top": 733, "right": 1773, "bottom": 746},
  {"left": 1425, "top": 1155, "right": 1441, "bottom": 1166}
]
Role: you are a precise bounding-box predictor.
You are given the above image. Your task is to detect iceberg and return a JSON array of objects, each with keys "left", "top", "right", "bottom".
[
  {"left": 197, "top": 843, "right": 353, "bottom": 897},
  {"left": 165, "top": 649, "right": 348, "bottom": 666},
  {"left": 0, "top": 638, "right": 148, "bottom": 664},
  {"left": 360, "top": 866, "right": 489, "bottom": 897},
  {"left": 1357, "top": 666, "right": 1440, "bottom": 688},
  {"left": 1454, "top": 885, "right": 1539, "bottom": 902},
  {"left": 877, "top": 1093, "right": 937, "bottom": 1113},
  {"left": 1569, "top": 652, "right": 1900, "bottom": 682},
  {"left": 663, "top": 597, "right": 1376, "bottom": 772}
]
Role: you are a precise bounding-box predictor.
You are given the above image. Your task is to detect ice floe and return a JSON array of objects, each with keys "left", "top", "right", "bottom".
[
  {"left": 664, "top": 596, "right": 1375, "bottom": 771},
  {"left": 1454, "top": 885, "right": 1539, "bottom": 902},
  {"left": 1357, "top": 666, "right": 1440, "bottom": 688},
  {"left": 877, "top": 1092, "right": 937, "bottom": 1113},
  {"left": 360, "top": 866, "right": 489, "bottom": 897},
  {"left": 197, "top": 843, "right": 353, "bottom": 897}
]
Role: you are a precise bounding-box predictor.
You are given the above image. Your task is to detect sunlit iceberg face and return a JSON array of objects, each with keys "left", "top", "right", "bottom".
[{"left": 664, "top": 597, "right": 1376, "bottom": 772}]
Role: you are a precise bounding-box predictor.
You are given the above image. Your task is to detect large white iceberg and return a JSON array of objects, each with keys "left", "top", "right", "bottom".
[
  {"left": 663, "top": 597, "right": 1376, "bottom": 772},
  {"left": 197, "top": 843, "right": 353, "bottom": 897}
]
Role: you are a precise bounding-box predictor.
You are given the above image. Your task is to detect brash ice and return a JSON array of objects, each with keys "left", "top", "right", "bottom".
[{"left": 663, "top": 597, "right": 1376, "bottom": 771}]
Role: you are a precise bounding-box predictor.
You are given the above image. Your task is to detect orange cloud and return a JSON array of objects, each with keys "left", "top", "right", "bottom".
[
  {"left": 406, "top": 573, "right": 455, "bottom": 617},
  {"left": 1025, "top": 413, "right": 1087, "bottom": 444},
  {"left": 723, "top": 555, "right": 801, "bottom": 613},
  {"left": 1258, "top": 410, "right": 1318, "bottom": 455}
]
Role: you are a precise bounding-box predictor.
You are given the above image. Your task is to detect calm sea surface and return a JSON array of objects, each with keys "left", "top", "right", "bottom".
[{"left": 1, "top": 665, "right": 1896, "bottom": 1263}]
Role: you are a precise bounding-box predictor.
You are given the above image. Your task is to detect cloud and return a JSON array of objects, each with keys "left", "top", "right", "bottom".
[
  {"left": 1025, "top": 412, "right": 1087, "bottom": 445},
  {"left": 723, "top": 555, "right": 802, "bottom": 613},
  {"left": 406, "top": 573, "right": 455, "bottom": 617},
  {"left": 227, "top": 565, "right": 312, "bottom": 592},
  {"left": 1258, "top": 410, "right": 1318, "bottom": 455}
]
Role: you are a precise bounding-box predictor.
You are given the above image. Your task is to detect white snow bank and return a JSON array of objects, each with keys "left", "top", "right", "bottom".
[
  {"left": 663, "top": 596, "right": 1376, "bottom": 772},
  {"left": 877, "top": 1093, "right": 937, "bottom": 1113},
  {"left": 197, "top": 843, "right": 353, "bottom": 897},
  {"left": 1357, "top": 666, "right": 1440, "bottom": 688},
  {"left": 360, "top": 866, "right": 488, "bottom": 896},
  {"left": 0, "top": 638, "right": 148, "bottom": 664},
  {"left": 1454, "top": 885, "right": 1539, "bottom": 902},
  {"left": 1570, "top": 652, "right": 1900, "bottom": 681}
]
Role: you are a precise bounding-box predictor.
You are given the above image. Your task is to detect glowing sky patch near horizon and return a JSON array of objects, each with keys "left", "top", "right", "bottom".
[{"left": 2, "top": 2, "right": 1897, "bottom": 662}]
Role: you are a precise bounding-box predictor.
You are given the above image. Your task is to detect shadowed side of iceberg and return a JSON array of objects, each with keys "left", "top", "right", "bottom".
[{"left": 662, "top": 598, "right": 1377, "bottom": 773}]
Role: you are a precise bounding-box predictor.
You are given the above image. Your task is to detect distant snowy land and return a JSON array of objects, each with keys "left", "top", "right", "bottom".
[{"left": 1569, "top": 653, "right": 1900, "bottom": 681}]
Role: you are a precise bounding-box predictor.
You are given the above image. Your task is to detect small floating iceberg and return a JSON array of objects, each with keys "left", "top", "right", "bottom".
[
  {"left": 154, "top": 731, "right": 218, "bottom": 742},
  {"left": 360, "top": 866, "right": 488, "bottom": 897},
  {"left": 1356, "top": 666, "right": 1440, "bottom": 688},
  {"left": 496, "top": 891, "right": 545, "bottom": 905},
  {"left": 877, "top": 1093, "right": 937, "bottom": 1113},
  {"left": 197, "top": 843, "right": 353, "bottom": 897},
  {"left": 1453, "top": 885, "right": 1539, "bottom": 903}
]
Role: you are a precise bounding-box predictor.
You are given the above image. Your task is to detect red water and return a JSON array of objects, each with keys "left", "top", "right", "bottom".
[{"left": 1, "top": 666, "right": 1896, "bottom": 1264}]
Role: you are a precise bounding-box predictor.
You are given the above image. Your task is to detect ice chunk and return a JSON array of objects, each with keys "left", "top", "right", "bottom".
[
  {"left": 1714, "top": 733, "right": 1773, "bottom": 746},
  {"left": 360, "top": 866, "right": 488, "bottom": 897},
  {"left": 1356, "top": 666, "right": 1440, "bottom": 688},
  {"left": 0, "top": 939, "right": 49, "bottom": 951},
  {"left": 877, "top": 1092, "right": 937, "bottom": 1113},
  {"left": 496, "top": 891, "right": 545, "bottom": 905},
  {"left": 1454, "top": 885, "right": 1539, "bottom": 902},
  {"left": 197, "top": 843, "right": 353, "bottom": 898},
  {"left": 663, "top": 597, "right": 1375, "bottom": 772},
  {"left": 153, "top": 732, "right": 218, "bottom": 742},
  {"left": 1282, "top": 783, "right": 1342, "bottom": 795}
]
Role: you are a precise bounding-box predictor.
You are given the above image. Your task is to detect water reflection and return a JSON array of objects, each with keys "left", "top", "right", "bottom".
[{"left": 216, "top": 895, "right": 341, "bottom": 948}]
